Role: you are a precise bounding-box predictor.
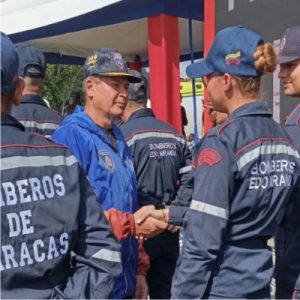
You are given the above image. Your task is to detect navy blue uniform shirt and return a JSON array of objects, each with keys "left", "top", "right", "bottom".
[
  {"left": 1, "top": 114, "right": 121, "bottom": 299},
  {"left": 172, "top": 102, "right": 300, "bottom": 299},
  {"left": 11, "top": 94, "right": 63, "bottom": 137}
]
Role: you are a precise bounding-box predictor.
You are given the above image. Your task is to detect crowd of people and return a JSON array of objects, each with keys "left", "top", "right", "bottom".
[{"left": 1, "top": 23, "right": 299, "bottom": 299}]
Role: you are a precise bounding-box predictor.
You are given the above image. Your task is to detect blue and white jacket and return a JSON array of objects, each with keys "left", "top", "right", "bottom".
[{"left": 52, "top": 106, "right": 138, "bottom": 299}]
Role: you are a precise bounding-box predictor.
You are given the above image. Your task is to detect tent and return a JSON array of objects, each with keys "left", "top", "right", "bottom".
[{"left": 2, "top": 0, "right": 205, "bottom": 133}]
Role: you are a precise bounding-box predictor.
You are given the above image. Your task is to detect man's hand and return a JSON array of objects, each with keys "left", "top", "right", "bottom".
[
  {"left": 150, "top": 208, "right": 179, "bottom": 233},
  {"left": 150, "top": 208, "right": 169, "bottom": 223},
  {"left": 134, "top": 205, "right": 155, "bottom": 224},
  {"left": 134, "top": 216, "right": 168, "bottom": 239},
  {"left": 134, "top": 275, "right": 148, "bottom": 299}
]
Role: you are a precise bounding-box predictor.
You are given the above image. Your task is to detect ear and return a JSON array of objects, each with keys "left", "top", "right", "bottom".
[
  {"left": 222, "top": 73, "right": 232, "bottom": 91},
  {"left": 12, "top": 78, "right": 25, "bottom": 106},
  {"left": 84, "top": 77, "right": 97, "bottom": 98}
]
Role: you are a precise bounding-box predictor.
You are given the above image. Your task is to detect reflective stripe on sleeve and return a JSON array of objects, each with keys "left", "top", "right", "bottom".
[
  {"left": 237, "top": 144, "right": 300, "bottom": 171},
  {"left": 179, "top": 165, "right": 192, "bottom": 174},
  {"left": 127, "top": 131, "right": 186, "bottom": 147},
  {"left": 1, "top": 155, "right": 77, "bottom": 170},
  {"left": 92, "top": 249, "right": 121, "bottom": 263},
  {"left": 190, "top": 200, "right": 229, "bottom": 220},
  {"left": 19, "top": 120, "right": 59, "bottom": 131}
]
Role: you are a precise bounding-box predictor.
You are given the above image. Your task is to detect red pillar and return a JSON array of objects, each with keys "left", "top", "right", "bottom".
[
  {"left": 203, "top": 0, "right": 215, "bottom": 133},
  {"left": 148, "top": 14, "right": 181, "bottom": 132}
]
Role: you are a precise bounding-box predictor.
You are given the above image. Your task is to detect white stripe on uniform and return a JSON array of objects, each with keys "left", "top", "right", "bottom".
[
  {"left": 237, "top": 144, "right": 300, "bottom": 171},
  {"left": 19, "top": 120, "right": 59, "bottom": 131},
  {"left": 1, "top": 155, "right": 77, "bottom": 170},
  {"left": 190, "top": 199, "right": 229, "bottom": 220},
  {"left": 179, "top": 165, "right": 192, "bottom": 174},
  {"left": 127, "top": 131, "right": 186, "bottom": 147},
  {"left": 92, "top": 249, "right": 121, "bottom": 263}
]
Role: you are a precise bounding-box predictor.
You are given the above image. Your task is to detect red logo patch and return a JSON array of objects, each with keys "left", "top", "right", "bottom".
[{"left": 198, "top": 148, "right": 222, "bottom": 167}]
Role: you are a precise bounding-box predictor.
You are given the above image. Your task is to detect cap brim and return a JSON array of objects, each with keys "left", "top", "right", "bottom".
[
  {"left": 278, "top": 54, "right": 300, "bottom": 64},
  {"left": 186, "top": 59, "right": 214, "bottom": 78},
  {"left": 92, "top": 72, "right": 141, "bottom": 83}
]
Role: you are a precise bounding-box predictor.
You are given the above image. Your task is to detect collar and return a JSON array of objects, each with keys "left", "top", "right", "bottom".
[
  {"left": 229, "top": 101, "right": 272, "bottom": 119},
  {"left": 1, "top": 114, "right": 25, "bottom": 131},
  {"left": 128, "top": 108, "right": 155, "bottom": 121},
  {"left": 285, "top": 103, "right": 300, "bottom": 126},
  {"left": 21, "top": 94, "right": 48, "bottom": 107}
]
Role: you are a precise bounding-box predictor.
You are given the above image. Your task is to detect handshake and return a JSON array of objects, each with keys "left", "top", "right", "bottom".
[
  {"left": 134, "top": 205, "right": 179, "bottom": 240},
  {"left": 104, "top": 206, "right": 178, "bottom": 241}
]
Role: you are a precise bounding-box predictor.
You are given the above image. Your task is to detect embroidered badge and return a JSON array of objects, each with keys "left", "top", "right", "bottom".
[
  {"left": 87, "top": 54, "right": 97, "bottom": 67},
  {"left": 98, "top": 150, "right": 115, "bottom": 172},
  {"left": 112, "top": 52, "right": 124, "bottom": 69},
  {"left": 198, "top": 148, "right": 222, "bottom": 167},
  {"left": 225, "top": 50, "right": 241, "bottom": 65}
]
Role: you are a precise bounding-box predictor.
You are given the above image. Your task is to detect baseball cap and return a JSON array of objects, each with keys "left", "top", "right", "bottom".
[
  {"left": 186, "top": 25, "right": 264, "bottom": 78},
  {"left": 1, "top": 32, "right": 19, "bottom": 93},
  {"left": 278, "top": 25, "right": 300, "bottom": 64},
  {"left": 128, "top": 70, "right": 148, "bottom": 103},
  {"left": 15, "top": 44, "right": 46, "bottom": 78},
  {"left": 83, "top": 48, "right": 141, "bottom": 83}
]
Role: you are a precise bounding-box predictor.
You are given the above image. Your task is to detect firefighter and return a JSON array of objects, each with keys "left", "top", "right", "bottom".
[{"left": 171, "top": 25, "right": 300, "bottom": 299}]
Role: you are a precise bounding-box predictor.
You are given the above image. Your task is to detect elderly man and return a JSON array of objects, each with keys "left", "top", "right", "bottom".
[{"left": 52, "top": 49, "right": 167, "bottom": 299}]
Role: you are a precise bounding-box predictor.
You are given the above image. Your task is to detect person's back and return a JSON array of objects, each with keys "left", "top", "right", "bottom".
[
  {"left": 121, "top": 75, "right": 193, "bottom": 299},
  {"left": 274, "top": 24, "right": 300, "bottom": 299},
  {"left": 11, "top": 44, "right": 63, "bottom": 136},
  {"left": 1, "top": 32, "right": 122, "bottom": 299}
]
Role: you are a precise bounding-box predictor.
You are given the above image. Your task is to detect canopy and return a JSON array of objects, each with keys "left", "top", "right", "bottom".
[{"left": 2, "top": 0, "right": 204, "bottom": 65}]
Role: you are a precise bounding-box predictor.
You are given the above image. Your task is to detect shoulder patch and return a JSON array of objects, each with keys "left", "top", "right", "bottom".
[
  {"left": 198, "top": 148, "right": 222, "bottom": 167},
  {"left": 98, "top": 149, "right": 115, "bottom": 172}
]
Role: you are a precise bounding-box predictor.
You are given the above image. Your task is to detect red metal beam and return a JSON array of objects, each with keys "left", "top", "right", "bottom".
[
  {"left": 203, "top": 0, "right": 215, "bottom": 133},
  {"left": 147, "top": 14, "right": 181, "bottom": 132}
]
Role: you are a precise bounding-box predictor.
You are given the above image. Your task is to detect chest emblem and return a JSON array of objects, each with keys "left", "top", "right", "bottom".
[{"left": 98, "top": 150, "right": 115, "bottom": 172}]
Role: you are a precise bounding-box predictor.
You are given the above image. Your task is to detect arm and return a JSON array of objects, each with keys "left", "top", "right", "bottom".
[
  {"left": 105, "top": 206, "right": 168, "bottom": 240},
  {"left": 60, "top": 169, "right": 122, "bottom": 299},
  {"left": 171, "top": 138, "right": 232, "bottom": 299},
  {"left": 172, "top": 140, "right": 193, "bottom": 208}
]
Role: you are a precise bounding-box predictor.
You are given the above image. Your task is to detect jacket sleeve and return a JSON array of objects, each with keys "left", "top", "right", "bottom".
[
  {"left": 137, "top": 240, "right": 150, "bottom": 276},
  {"left": 57, "top": 169, "right": 122, "bottom": 299},
  {"left": 171, "top": 137, "right": 233, "bottom": 299},
  {"left": 104, "top": 208, "right": 135, "bottom": 240},
  {"left": 171, "top": 139, "right": 193, "bottom": 207}
]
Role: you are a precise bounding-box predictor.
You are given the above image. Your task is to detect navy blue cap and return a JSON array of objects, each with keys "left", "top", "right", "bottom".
[
  {"left": 278, "top": 25, "right": 300, "bottom": 64},
  {"left": 128, "top": 70, "right": 148, "bottom": 103},
  {"left": 1, "top": 32, "right": 19, "bottom": 93},
  {"left": 83, "top": 48, "right": 141, "bottom": 83},
  {"left": 15, "top": 44, "right": 46, "bottom": 78},
  {"left": 186, "top": 25, "right": 264, "bottom": 78}
]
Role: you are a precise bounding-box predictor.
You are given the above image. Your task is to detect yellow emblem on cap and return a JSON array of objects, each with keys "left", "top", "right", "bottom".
[
  {"left": 87, "top": 54, "right": 97, "bottom": 67},
  {"left": 225, "top": 51, "right": 241, "bottom": 61}
]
